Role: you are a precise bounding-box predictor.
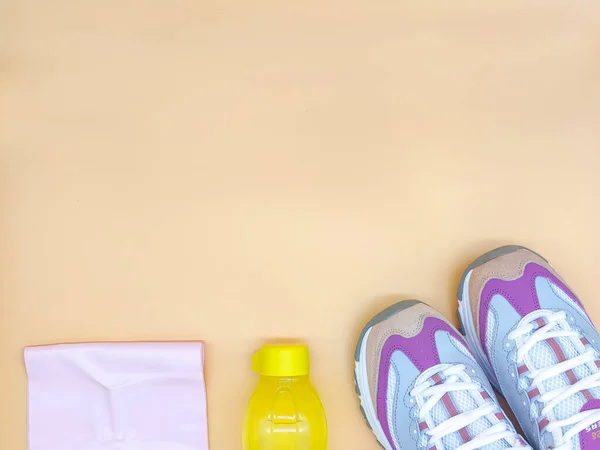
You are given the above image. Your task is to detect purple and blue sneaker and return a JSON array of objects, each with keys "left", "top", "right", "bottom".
[
  {"left": 458, "top": 246, "right": 600, "bottom": 450},
  {"left": 355, "top": 300, "right": 528, "bottom": 450}
]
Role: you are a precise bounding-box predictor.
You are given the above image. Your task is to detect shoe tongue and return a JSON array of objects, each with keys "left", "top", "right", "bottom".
[
  {"left": 427, "top": 378, "right": 511, "bottom": 450},
  {"left": 523, "top": 321, "right": 600, "bottom": 447},
  {"left": 577, "top": 399, "right": 600, "bottom": 450},
  {"left": 524, "top": 323, "right": 599, "bottom": 418}
]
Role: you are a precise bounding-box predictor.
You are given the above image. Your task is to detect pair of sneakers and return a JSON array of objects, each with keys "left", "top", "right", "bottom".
[{"left": 355, "top": 246, "right": 600, "bottom": 450}]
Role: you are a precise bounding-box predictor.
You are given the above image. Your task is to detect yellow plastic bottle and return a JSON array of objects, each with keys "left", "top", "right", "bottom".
[{"left": 243, "top": 344, "right": 327, "bottom": 450}]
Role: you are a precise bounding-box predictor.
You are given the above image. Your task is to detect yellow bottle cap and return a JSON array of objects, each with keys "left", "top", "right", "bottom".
[{"left": 252, "top": 344, "right": 310, "bottom": 377}]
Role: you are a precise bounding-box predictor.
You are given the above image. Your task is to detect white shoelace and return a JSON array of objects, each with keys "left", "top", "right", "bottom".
[
  {"left": 508, "top": 310, "right": 600, "bottom": 449},
  {"left": 410, "top": 364, "right": 527, "bottom": 450}
]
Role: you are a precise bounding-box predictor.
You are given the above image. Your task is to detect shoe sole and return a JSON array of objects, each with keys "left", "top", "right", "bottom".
[
  {"left": 456, "top": 244, "right": 548, "bottom": 388},
  {"left": 354, "top": 299, "right": 423, "bottom": 450}
]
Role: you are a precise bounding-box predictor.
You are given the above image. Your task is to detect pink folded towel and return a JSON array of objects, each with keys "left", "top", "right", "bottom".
[{"left": 25, "top": 342, "right": 209, "bottom": 450}]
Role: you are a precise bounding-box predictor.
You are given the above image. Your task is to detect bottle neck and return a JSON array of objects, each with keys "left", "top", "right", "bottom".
[{"left": 260, "top": 374, "right": 309, "bottom": 384}]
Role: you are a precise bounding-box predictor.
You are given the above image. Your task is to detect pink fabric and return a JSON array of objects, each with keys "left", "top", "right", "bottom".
[{"left": 25, "top": 342, "right": 209, "bottom": 450}]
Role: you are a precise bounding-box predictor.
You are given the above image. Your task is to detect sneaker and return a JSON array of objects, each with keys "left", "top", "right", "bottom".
[
  {"left": 355, "top": 299, "right": 529, "bottom": 450},
  {"left": 458, "top": 245, "right": 600, "bottom": 450}
]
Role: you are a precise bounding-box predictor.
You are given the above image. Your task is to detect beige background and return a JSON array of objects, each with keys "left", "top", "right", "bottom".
[{"left": 1, "top": 0, "right": 600, "bottom": 448}]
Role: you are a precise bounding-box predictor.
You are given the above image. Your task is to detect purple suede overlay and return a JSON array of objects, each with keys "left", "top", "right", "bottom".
[
  {"left": 579, "top": 399, "right": 600, "bottom": 450},
  {"left": 479, "top": 262, "right": 584, "bottom": 358},
  {"left": 375, "top": 317, "right": 465, "bottom": 450}
]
